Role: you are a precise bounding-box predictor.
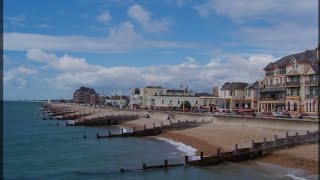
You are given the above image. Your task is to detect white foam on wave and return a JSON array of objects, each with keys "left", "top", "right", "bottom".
[
  {"left": 155, "top": 137, "right": 200, "bottom": 160},
  {"left": 120, "top": 127, "right": 129, "bottom": 133},
  {"left": 284, "top": 174, "right": 307, "bottom": 180},
  {"left": 256, "top": 161, "right": 310, "bottom": 180}
]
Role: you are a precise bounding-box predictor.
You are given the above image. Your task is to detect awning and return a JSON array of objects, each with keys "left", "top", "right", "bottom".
[{"left": 260, "top": 87, "right": 286, "bottom": 92}]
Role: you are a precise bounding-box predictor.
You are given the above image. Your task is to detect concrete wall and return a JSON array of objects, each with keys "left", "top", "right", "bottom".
[{"left": 151, "top": 111, "right": 318, "bottom": 131}]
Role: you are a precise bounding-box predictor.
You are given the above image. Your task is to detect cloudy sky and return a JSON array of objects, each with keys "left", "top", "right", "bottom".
[{"left": 4, "top": 0, "right": 318, "bottom": 100}]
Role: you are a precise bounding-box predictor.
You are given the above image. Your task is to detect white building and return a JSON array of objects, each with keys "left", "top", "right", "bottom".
[{"left": 129, "top": 88, "right": 142, "bottom": 109}]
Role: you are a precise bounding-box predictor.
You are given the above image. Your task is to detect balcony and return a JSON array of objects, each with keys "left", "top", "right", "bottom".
[
  {"left": 265, "top": 73, "right": 274, "bottom": 76},
  {"left": 286, "top": 94, "right": 300, "bottom": 99},
  {"left": 286, "top": 81, "right": 300, "bottom": 86},
  {"left": 279, "top": 70, "right": 286, "bottom": 74},
  {"left": 260, "top": 97, "right": 286, "bottom": 101},
  {"left": 266, "top": 83, "right": 284, "bottom": 87},
  {"left": 305, "top": 80, "right": 318, "bottom": 86},
  {"left": 305, "top": 94, "right": 318, "bottom": 99}
]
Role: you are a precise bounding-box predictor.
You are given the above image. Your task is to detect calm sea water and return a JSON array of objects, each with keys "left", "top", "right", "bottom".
[{"left": 4, "top": 101, "right": 309, "bottom": 179}]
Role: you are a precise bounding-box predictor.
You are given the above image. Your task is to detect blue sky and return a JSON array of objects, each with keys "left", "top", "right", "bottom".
[{"left": 4, "top": 0, "right": 318, "bottom": 100}]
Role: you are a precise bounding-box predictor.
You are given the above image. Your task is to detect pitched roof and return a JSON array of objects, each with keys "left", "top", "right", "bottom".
[
  {"left": 310, "top": 64, "right": 319, "bottom": 73},
  {"left": 245, "top": 81, "right": 259, "bottom": 90},
  {"left": 220, "top": 82, "right": 249, "bottom": 90},
  {"left": 264, "top": 49, "right": 318, "bottom": 70}
]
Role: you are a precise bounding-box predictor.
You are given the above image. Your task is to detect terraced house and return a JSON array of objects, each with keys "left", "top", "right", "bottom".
[{"left": 260, "top": 47, "right": 319, "bottom": 115}]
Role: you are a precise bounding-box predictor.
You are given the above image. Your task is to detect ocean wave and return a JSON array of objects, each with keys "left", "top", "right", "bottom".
[
  {"left": 155, "top": 137, "right": 200, "bottom": 160},
  {"left": 285, "top": 174, "right": 307, "bottom": 180},
  {"left": 255, "top": 161, "right": 310, "bottom": 180}
]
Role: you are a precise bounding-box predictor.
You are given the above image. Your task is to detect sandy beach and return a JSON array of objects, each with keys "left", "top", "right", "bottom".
[{"left": 47, "top": 103, "right": 319, "bottom": 175}]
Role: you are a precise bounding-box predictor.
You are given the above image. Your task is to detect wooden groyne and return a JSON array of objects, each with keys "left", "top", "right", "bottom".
[
  {"left": 66, "top": 114, "right": 140, "bottom": 126},
  {"left": 97, "top": 120, "right": 212, "bottom": 138},
  {"left": 119, "top": 131, "right": 319, "bottom": 172}
]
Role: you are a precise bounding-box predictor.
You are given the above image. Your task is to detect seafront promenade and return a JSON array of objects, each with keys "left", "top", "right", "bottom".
[{"left": 40, "top": 103, "right": 319, "bottom": 175}]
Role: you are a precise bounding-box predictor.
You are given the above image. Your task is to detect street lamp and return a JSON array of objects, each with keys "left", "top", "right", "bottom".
[{"left": 181, "top": 85, "right": 188, "bottom": 112}]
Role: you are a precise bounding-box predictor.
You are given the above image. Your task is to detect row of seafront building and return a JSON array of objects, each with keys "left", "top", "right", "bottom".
[
  {"left": 129, "top": 47, "right": 319, "bottom": 116},
  {"left": 72, "top": 47, "right": 319, "bottom": 116}
]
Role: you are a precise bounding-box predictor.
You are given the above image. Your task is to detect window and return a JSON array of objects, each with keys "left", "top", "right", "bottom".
[
  {"left": 313, "top": 102, "right": 315, "bottom": 112},
  {"left": 196, "top": 101, "right": 198, "bottom": 104},
  {"left": 270, "top": 80, "right": 273, "bottom": 84},
  {"left": 169, "top": 100, "right": 172, "bottom": 104},
  {"left": 309, "top": 103, "right": 312, "bottom": 112},
  {"left": 287, "top": 102, "right": 290, "bottom": 111},
  {"left": 178, "top": 100, "right": 180, "bottom": 104},
  {"left": 266, "top": 79, "right": 268, "bottom": 85},
  {"left": 276, "top": 79, "right": 278, "bottom": 84},
  {"left": 162, "top": 100, "right": 164, "bottom": 104},
  {"left": 280, "top": 78, "right": 282, "bottom": 84},
  {"left": 293, "top": 103, "right": 297, "bottom": 111},
  {"left": 230, "top": 91, "right": 233, "bottom": 96},
  {"left": 306, "top": 103, "right": 308, "bottom": 112}
]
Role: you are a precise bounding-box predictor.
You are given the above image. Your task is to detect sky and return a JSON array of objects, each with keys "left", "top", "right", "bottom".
[{"left": 3, "top": 0, "right": 318, "bottom": 100}]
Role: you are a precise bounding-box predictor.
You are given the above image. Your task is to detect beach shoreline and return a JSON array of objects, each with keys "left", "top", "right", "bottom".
[{"left": 47, "top": 103, "right": 319, "bottom": 176}]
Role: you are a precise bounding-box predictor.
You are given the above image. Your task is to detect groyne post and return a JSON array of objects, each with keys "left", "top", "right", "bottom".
[
  {"left": 285, "top": 132, "right": 289, "bottom": 143},
  {"left": 109, "top": 131, "right": 111, "bottom": 136},
  {"left": 121, "top": 128, "right": 124, "bottom": 134},
  {"left": 133, "top": 126, "right": 136, "bottom": 132},
  {"left": 153, "top": 123, "right": 155, "bottom": 129},
  {"left": 164, "top": 160, "right": 168, "bottom": 168},
  {"left": 143, "top": 164, "right": 146, "bottom": 170},
  {"left": 185, "top": 156, "right": 189, "bottom": 164},
  {"left": 273, "top": 135, "right": 278, "bottom": 146},
  {"left": 170, "top": 120, "right": 172, "bottom": 125},
  {"left": 97, "top": 133, "right": 99, "bottom": 139},
  {"left": 200, "top": 152, "right": 204, "bottom": 161},
  {"left": 161, "top": 122, "right": 163, "bottom": 128},
  {"left": 233, "top": 144, "right": 238, "bottom": 155},
  {"left": 250, "top": 140, "right": 255, "bottom": 151},
  {"left": 262, "top": 138, "right": 267, "bottom": 156},
  {"left": 217, "top": 148, "right": 221, "bottom": 157},
  {"left": 144, "top": 124, "right": 146, "bottom": 130},
  {"left": 295, "top": 132, "right": 298, "bottom": 142}
]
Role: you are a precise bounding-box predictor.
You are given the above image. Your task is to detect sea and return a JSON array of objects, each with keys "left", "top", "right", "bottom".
[{"left": 3, "top": 101, "right": 316, "bottom": 180}]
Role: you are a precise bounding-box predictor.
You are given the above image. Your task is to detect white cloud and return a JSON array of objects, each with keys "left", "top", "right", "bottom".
[
  {"left": 6, "top": 14, "right": 26, "bottom": 27},
  {"left": 128, "top": 4, "right": 170, "bottom": 33},
  {"left": 4, "top": 27, "right": 198, "bottom": 53},
  {"left": 4, "top": 66, "right": 38, "bottom": 88},
  {"left": 194, "top": 0, "right": 317, "bottom": 23},
  {"left": 33, "top": 50, "right": 273, "bottom": 92},
  {"left": 97, "top": 11, "right": 112, "bottom": 24},
  {"left": 26, "top": 49, "right": 101, "bottom": 72},
  {"left": 239, "top": 23, "right": 318, "bottom": 53},
  {"left": 26, "top": 48, "right": 58, "bottom": 62},
  {"left": 193, "top": 0, "right": 317, "bottom": 54}
]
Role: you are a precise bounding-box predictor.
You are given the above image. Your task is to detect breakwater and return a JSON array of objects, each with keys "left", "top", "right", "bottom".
[
  {"left": 96, "top": 120, "right": 212, "bottom": 138},
  {"left": 122, "top": 130, "right": 319, "bottom": 171}
]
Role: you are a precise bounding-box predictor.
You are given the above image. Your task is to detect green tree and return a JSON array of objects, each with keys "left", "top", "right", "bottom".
[{"left": 180, "top": 100, "right": 191, "bottom": 110}]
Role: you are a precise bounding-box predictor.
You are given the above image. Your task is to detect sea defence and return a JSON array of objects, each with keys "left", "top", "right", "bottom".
[
  {"left": 143, "top": 111, "right": 318, "bottom": 131},
  {"left": 121, "top": 130, "right": 319, "bottom": 172},
  {"left": 41, "top": 103, "right": 318, "bottom": 131},
  {"left": 96, "top": 120, "right": 212, "bottom": 138}
]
